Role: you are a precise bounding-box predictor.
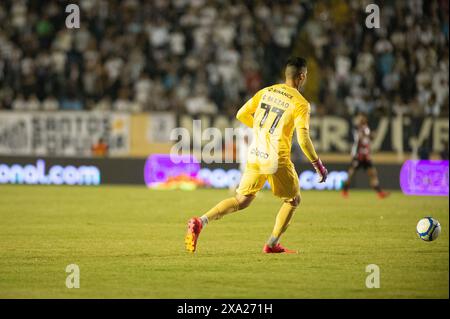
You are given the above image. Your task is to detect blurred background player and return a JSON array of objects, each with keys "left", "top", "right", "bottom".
[
  {"left": 342, "top": 114, "right": 389, "bottom": 199},
  {"left": 185, "top": 57, "right": 328, "bottom": 254}
]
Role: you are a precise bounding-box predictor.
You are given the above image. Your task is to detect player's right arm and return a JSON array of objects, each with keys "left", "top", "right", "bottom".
[
  {"left": 236, "top": 90, "right": 263, "bottom": 128},
  {"left": 294, "top": 102, "right": 328, "bottom": 182}
]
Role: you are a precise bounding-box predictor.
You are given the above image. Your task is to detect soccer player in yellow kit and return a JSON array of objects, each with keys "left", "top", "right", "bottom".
[{"left": 185, "top": 57, "right": 328, "bottom": 253}]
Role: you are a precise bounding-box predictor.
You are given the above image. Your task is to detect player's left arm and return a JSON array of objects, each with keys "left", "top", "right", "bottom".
[
  {"left": 236, "top": 90, "right": 263, "bottom": 128},
  {"left": 295, "top": 102, "right": 328, "bottom": 182}
]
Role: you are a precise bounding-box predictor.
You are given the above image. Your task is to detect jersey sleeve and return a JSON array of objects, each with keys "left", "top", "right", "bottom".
[
  {"left": 294, "top": 101, "right": 319, "bottom": 162},
  {"left": 294, "top": 100, "right": 311, "bottom": 130},
  {"left": 236, "top": 89, "right": 263, "bottom": 128}
]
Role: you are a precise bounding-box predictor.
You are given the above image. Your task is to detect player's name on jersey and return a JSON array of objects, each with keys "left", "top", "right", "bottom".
[{"left": 262, "top": 93, "right": 290, "bottom": 109}]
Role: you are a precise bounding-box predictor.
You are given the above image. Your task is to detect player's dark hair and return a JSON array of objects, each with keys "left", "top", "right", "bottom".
[
  {"left": 286, "top": 57, "right": 307, "bottom": 69},
  {"left": 285, "top": 57, "right": 307, "bottom": 79}
]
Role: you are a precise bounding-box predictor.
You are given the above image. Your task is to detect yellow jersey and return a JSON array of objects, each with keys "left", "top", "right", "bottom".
[{"left": 236, "top": 83, "right": 318, "bottom": 174}]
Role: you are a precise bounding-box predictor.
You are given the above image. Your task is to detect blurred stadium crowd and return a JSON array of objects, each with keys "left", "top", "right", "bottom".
[
  {"left": 303, "top": 0, "right": 449, "bottom": 117},
  {"left": 0, "top": 0, "right": 448, "bottom": 118}
]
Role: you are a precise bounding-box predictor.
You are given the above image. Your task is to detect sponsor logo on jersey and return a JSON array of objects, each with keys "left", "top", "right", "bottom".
[
  {"left": 250, "top": 147, "right": 269, "bottom": 159},
  {"left": 267, "top": 87, "right": 293, "bottom": 99}
]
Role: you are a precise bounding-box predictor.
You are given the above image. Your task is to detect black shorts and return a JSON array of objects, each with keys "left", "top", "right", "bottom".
[{"left": 351, "top": 158, "right": 373, "bottom": 170}]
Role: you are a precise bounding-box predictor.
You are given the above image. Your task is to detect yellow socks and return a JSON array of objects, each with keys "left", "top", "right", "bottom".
[
  {"left": 200, "top": 196, "right": 297, "bottom": 248},
  {"left": 267, "top": 202, "right": 297, "bottom": 247},
  {"left": 201, "top": 197, "right": 240, "bottom": 225}
]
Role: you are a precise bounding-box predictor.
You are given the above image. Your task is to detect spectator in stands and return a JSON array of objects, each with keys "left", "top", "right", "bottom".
[
  {"left": 0, "top": 0, "right": 447, "bottom": 119},
  {"left": 91, "top": 138, "right": 109, "bottom": 157},
  {"left": 41, "top": 95, "right": 59, "bottom": 111},
  {"left": 300, "top": 0, "right": 448, "bottom": 117}
]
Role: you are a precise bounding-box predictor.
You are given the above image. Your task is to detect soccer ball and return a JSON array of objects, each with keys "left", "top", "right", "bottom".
[{"left": 416, "top": 217, "right": 441, "bottom": 242}]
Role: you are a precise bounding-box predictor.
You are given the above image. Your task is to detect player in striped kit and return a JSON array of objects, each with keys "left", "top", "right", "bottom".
[{"left": 342, "top": 114, "right": 389, "bottom": 199}]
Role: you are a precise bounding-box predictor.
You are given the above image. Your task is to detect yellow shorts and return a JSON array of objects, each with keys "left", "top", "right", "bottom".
[{"left": 236, "top": 163, "right": 300, "bottom": 200}]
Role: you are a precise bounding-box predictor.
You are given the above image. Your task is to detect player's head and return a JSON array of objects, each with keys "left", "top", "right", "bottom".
[
  {"left": 285, "top": 57, "right": 307, "bottom": 90},
  {"left": 357, "top": 113, "right": 368, "bottom": 126}
]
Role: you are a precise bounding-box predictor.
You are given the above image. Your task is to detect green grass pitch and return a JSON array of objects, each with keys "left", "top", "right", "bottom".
[{"left": 0, "top": 185, "right": 448, "bottom": 298}]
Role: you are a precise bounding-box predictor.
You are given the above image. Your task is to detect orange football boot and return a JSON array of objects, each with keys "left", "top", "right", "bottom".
[
  {"left": 263, "top": 243, "right": 298, "bottom": 254},
  {"left": 377, "top": 191, "right": 390, "bottom": 199},
  {"left": 185, "top": 217, "right": 203, "bottom": 252}
]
